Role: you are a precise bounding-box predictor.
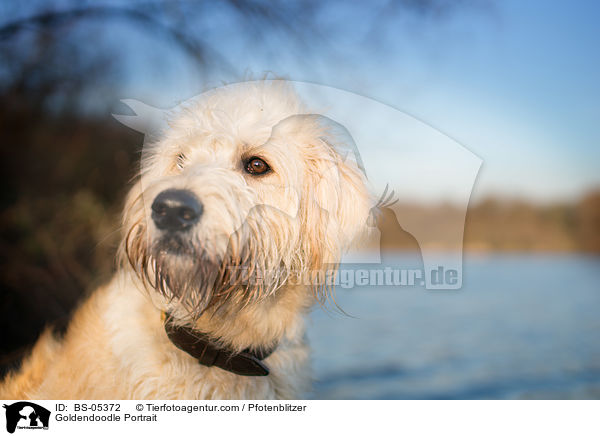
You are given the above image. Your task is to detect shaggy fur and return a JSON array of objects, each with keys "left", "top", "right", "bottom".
[{"left": 0, "top": 81, "right": 371, "bottom": 399}]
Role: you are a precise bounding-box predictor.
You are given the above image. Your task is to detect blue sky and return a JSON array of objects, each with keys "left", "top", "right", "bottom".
[
  {"left": 116, "top": 0, "right": 599, "bottom": 203},
  {"left": 382, "top": 0, "right": 600, "bottom": 203}
]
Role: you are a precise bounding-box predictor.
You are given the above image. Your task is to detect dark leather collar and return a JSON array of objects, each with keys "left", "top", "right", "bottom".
[{"left": 163, "top": 313, "right": 276, "bottom": 377}]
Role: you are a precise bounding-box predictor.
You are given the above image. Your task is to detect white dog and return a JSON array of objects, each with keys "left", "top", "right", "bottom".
[{"left": 0, "top": 81, "right": 371, "bottom": 399}]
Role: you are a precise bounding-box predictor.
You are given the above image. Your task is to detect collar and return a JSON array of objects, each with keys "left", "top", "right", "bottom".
[{"left": 162, "top": 312, "right": 276, "bottom": 377}]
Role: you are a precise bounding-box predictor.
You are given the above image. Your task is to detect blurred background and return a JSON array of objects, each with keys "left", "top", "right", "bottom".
[{"left": 0, "top": 0, "right": 598, "bottom": 398}]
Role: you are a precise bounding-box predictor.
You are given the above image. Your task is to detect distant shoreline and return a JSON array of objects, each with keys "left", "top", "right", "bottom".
[{"left": 372, "top": 191, "right": 600, "bottom": 254}]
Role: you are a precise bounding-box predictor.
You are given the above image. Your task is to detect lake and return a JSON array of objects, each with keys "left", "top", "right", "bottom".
[{"left": 306, "top": 254, "right": 600, "bottom": 399}]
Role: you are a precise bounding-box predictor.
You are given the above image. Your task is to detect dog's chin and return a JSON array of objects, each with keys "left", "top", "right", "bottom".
[
  {"left": 145, "top": 235, "right": 238, "bottom": 317},
  {"left": 151, "top": 236, "right": 220, "bottom": 281},
  {"left": 155, "top": 234, "right": 195, "bottom": 257},
  {"left": 141, "top": 232, "right": 282, "bottom": 317}
]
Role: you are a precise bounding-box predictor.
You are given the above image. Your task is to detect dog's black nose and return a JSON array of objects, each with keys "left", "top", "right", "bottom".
[{"left": 151, "top": 189, "right": 202, "bottom": 232}]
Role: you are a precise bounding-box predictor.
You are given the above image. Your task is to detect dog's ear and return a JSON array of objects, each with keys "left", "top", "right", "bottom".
[{"left": 297, "top": 115, "right": 371, "bottom": 271}]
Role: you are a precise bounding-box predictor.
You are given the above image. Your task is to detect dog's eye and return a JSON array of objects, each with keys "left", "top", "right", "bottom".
[{"left": 244, "top": 157, "right": 271, "bottom": 175}]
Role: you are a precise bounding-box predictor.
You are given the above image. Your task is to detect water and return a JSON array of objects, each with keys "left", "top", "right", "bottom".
[{"left": 306, "top": 254, "right": 600, "bottom": 399}]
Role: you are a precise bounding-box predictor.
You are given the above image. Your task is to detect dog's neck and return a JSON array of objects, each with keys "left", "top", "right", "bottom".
[
  {"left": 130, "top": 270, "right": 313, "bottom": 354},
  {"left": 162, "top": 312, "right": 278, "bottom": 376},
  {"left": 188, "top": 283, "right": 314, "bottom": 352}
]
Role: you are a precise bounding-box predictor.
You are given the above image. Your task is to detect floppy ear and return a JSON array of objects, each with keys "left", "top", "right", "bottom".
[{"left": 298, "top": 115, "right": 371, "bottom": 271}]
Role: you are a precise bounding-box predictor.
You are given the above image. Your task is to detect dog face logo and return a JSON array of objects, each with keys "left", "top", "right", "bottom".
[{"left": 2, "top": 402, "right": 50, "bottom": 433}]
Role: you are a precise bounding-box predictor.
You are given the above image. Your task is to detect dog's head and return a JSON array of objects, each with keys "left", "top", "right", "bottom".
[{"left": 119, "top": 82, "right": 371, "bottom": 318}]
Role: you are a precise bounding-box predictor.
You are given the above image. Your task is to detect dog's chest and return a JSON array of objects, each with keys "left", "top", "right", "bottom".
[{"left": 100, "top": 281, "right": 308, "bottom": 399}]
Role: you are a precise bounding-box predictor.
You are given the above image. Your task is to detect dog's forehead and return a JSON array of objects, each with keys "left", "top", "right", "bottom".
[
  {"left": 172, "top": 122, "right": 283, "bottom": 162},
  {"left": 165, "top": 113, "right": 308, "bottom": 164},
  {"left": 164, "top": 84, "right": 305, "bottom": 149}
]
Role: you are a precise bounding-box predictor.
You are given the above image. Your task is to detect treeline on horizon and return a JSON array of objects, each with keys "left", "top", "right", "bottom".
[
  {"left": 465, "top": 193, "right": 600, "bottom": 252},
  {"left": 378, "top": 193, "right": 600, "bottom": 253}
]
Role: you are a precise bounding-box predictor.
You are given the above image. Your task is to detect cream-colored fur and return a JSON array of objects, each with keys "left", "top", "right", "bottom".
[{"left": 0, "top": 81, "right": 371, "bottom": 399}]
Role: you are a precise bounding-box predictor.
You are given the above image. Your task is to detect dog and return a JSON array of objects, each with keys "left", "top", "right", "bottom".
[{"left": 0, "top": 81, "right": 371, "bottom": 399}]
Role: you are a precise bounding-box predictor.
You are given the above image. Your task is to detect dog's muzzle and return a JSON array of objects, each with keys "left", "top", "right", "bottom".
[{"left": 151, "top": 189, "right": 203, "bottom": 232}]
